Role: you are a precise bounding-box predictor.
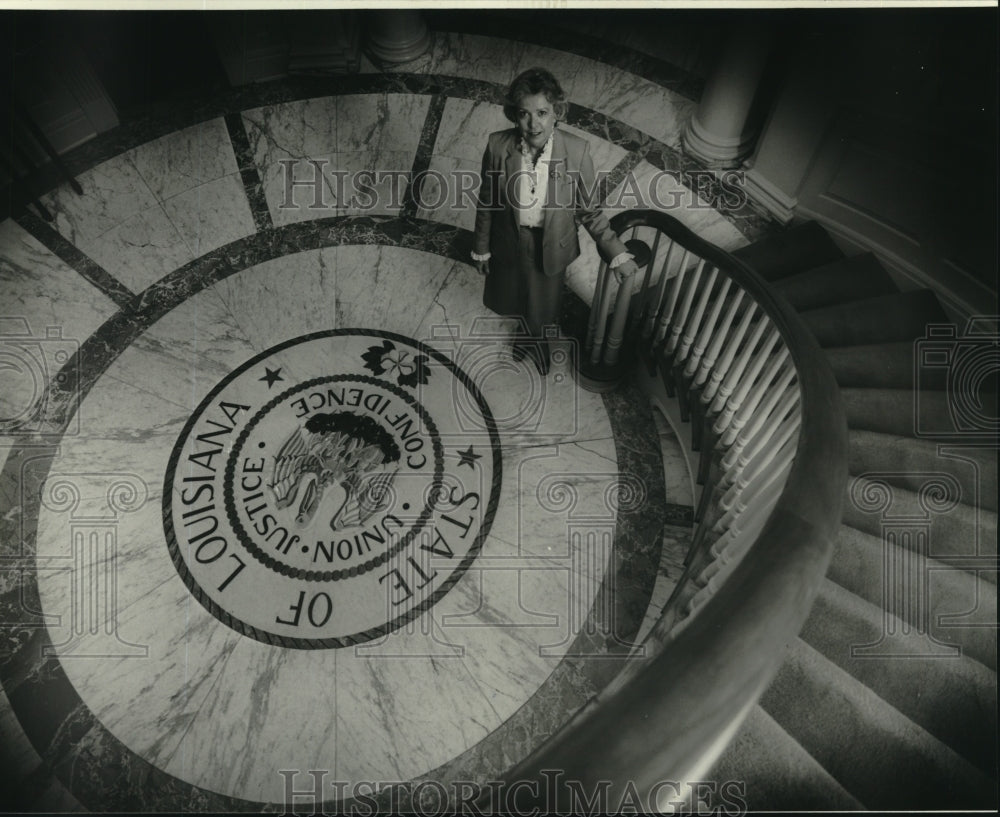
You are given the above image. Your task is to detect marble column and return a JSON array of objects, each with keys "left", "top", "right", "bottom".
[
  {"left": 682, "top": 26, "right": 775, "bottom": 169},
  {"left": 364, "top": 11, "right": 432, "bottom": 65}
]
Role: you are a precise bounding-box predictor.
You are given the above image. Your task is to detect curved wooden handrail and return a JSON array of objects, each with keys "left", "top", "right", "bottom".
[{"left": 495, "top": 209, "right": 849, "bottom": 811}]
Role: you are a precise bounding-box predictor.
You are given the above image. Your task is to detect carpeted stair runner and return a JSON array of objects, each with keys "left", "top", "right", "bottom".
[
  {"left": 730, "top": 220, "right": 844, "bottom": 282},
  {"left": 843, "top": 473, "right": 997, "bottom": 569},
  {"left": 826, "top": 522, "right": 997, "bottom": 669},
  {"left": 771, "top": 253, "right": 897, "bottom": 311},
  {"left": 847, "top": 428, "right": 998, "bottom": 512},
  {"left": 801, "top": 578, "right": 998, "bottom": 774},
  {"left": 705, "top": 220, "right": 997, "bottom": 810},
  {"left": 826, "top": 341, "right": 947, "bottom": 390},
  {"left": 709, "top": 705, "right": 864, "bottom": 810},
  {"left": 758, "top": 638, "right": 994, "bottom": 810},
  {"left": 841, "top": 387, "right": 999, "bottom": 440},
  {"left": 799, "top": 290, "right": 949, "bottom": 348}
]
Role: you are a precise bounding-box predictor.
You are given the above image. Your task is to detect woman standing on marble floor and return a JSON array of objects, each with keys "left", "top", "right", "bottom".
[{"left": 471, "top": 67, "right": 639, "bottom": 375}]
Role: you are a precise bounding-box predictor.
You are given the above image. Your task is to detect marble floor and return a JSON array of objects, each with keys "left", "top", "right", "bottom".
[{"left": 0, "top": 17, "right": 767, "bottom": 812}]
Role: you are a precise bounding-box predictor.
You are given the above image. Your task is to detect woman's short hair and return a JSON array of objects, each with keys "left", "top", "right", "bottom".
[{"left": 503, "top": 68, "right": 569, "bottom": 123}]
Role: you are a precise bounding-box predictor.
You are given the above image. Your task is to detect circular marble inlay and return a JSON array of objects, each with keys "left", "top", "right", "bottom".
[{"left": 163, "top": 329, "right": 500, "bottom": 648}]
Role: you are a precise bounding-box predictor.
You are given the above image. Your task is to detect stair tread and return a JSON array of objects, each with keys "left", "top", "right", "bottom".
[
  {"left": 830, "top": 522, "right": 997, "bottom": 669},
  {"left": 801, "top": 577, "right": 998, "bottom": 774},
  {"left": 772, "top": 253, "right": 898, "bottom": 310},
  {"left": 800, "top": 288, "right": 947, "bottom": 320},
  {"left": 848, "top": 428, "right": 998, "bottom": 511},
  {"left": 840, "top": 386, "right": 998, "bottom": 443},
  {"left": 800, "top": 290, "right": 949, "bottom": 347},
  {"left": 826, "top": 341, "right": 946, "bottom": 390},
  {"left": 710, "top": 702, "right": 864, "bottom": 810},
  {"left": 731, "top": 221, "right": 844, "bottom": 282},
  {"left": 760, "top": 638, "right": 996, "bottom": 809},
  {"left": 843, "top": 472, "right": 997, "bottom": 561}
]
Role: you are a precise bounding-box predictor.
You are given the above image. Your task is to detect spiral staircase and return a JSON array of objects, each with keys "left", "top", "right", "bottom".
[
  {"left": 499, "top": 214, "right": 997, "bottom": 812},
  {"left": 711, "top": 222, "right": 997, "bottom": 810}
]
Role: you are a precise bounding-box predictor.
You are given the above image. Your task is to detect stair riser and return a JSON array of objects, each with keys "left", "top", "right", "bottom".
[
  {"left": 712, "top": 705, "right": 864, "bottom": 810},
  {"left": 827, "top": 343, "right": 949, "bottom": 391},
  {"left": 848, "top": 431, "right": 998, "bottom": 513},
  {"left": 772, "top": 255, "right": 897, "bottom": 312},
  {"left": 759, "top": 641, "right": 995, "bottom": 809},
  {"left": 801, "top": 291, "right": 948, "bottom": 347},
  {"left": 829, "top": 527, "right": 997, "bottom": 669},
  {"left": 801, "top": 582, "right": 998, "bottom": 775},
  {"left": 731, "top": 221, "right": 844, "bottom": 282},
  {"left": 840, "top": 389, "right": 999, "bottom": 442},
  {"left": 842, "top": 483, "right": 997, "bottom": 565}
]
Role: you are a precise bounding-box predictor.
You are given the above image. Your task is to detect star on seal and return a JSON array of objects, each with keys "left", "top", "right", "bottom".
[
  {"left": 260, "top": 367, "right": 284, "bottom": 388},
  {"left": 457, "top": 446, "right": 482, "bottom": 468}
]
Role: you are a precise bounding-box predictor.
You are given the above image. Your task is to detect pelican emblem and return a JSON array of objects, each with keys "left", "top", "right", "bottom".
[{"left": 268, "top": 411, "right": 400, "bottom": 531}]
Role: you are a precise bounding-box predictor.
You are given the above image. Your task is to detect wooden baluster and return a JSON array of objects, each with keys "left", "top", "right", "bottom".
[
  {"left": 704, "top": 476, "right": 786, "bottom": 574},
  {"left": 691, "top": 287, "right": 748, "bottom": 451},
  {"left": 721, "top": 385, "right": 800, "bottom": 482},
  {"left": 643, "top": 240, "right": 678, "bottom": 341},
  {"left": 736, "top": 384, "right": 802, "bottom": 478},
  {"left": 671, "top": 263, "right": 717, "bottom": 420},
  {"left": 662, "top": 254, "right": 702, "bottom": 357},
  {"left": 684, "top": 276, "right": 731, "bottom": 382},
  {"left": 700, "top": 301, "right": 759, "bottom": 409},
  {"left": 680, "top": 457, "right": 783, "bottom": 623},
  {"left": 588, "top": 260, "right": 613, "bottom": 365},
  {"left": 720, "top": 368, "right": 797, "bottom": 472},
  {"left": 630, "top": 227, "right": 661, "bottom": 336},
  {"left": 652, "top": 247, "right": 692, "bottom": 345},
  {"left": 719, "top": 350, "right": 792, "bottom": 449},
  {"left": 693, "top": 287, "right": 744, "bottom": 391},
  {"left": 603, "top": 265, "right": 639, "bottom": 366},
  {"left": 723, "top": 408, "right": 801, "bottom": 500},
  {"left": 717, "top": 435, "right": 796, "bottom": 519},
  {"left": 711, "top": 444, "right": 794, "bottom": 537},
  {"left": 586, "top": 260, "right": 608, "bottom": 352},
  {"left": 684, "top": 482, "right": 776, "bottom": 616},
  {"left": 710, "top": 321, "right": 777, "bottom": 425},
  {"left": 675, "top": 266, "right": 719, "bottom": 371}
]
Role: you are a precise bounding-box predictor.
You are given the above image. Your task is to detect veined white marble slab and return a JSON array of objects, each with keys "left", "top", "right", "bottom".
[
  {"left": 0, "top": 219, "right": 119, "bottom": 446},
  {"left": 126, "top": 118, "right": 238, "bottom": 203},
  {"left": 75, "top": 204, "right": 194, "bottom": 293},
  {"left": 38, "top": 153, "right": 158, "bottom": 245},
  {"left": 243, "top": 95, "right": 431, "bottom": 227}
]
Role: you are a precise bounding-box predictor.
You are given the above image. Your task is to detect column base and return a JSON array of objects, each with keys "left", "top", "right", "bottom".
[
  {"left": 365, "top": 11, "right": 432, "bottom": 65},
  {"left": 682, "top": 115, "right": 758, "bottom": 170},
  {"left": 742, "top": 167, "right": 798, "bottom": 224}
]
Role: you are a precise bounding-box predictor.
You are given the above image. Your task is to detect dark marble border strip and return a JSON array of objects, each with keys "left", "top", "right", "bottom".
[
  {"left": 426, "top": 9, "right": 705, "bottom": 101},
  {"left": 0, "top": 214, "right": 669, "bottom": 812},
  {"left": 224, "top": 112, "right": 273, "bottom": 232},
  {"left": 599, "top": 151, "right": 647, "bottom": 207},
  {"left": 0, "top": 71, "right": 767, "bottom": 240},
  {"left": 402, "top": 93, "right": 448, "bottom": 219},
  {"left": 662, "top": 502, "right": 695, "bottom": 526},
  {"left": 14, "top": 211, "right": 135, "bottom": 310}
]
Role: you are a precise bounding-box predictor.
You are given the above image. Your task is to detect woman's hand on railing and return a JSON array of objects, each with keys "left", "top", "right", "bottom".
[{"left": 613, "top": 257, "right": 639, "bottom": 283}]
